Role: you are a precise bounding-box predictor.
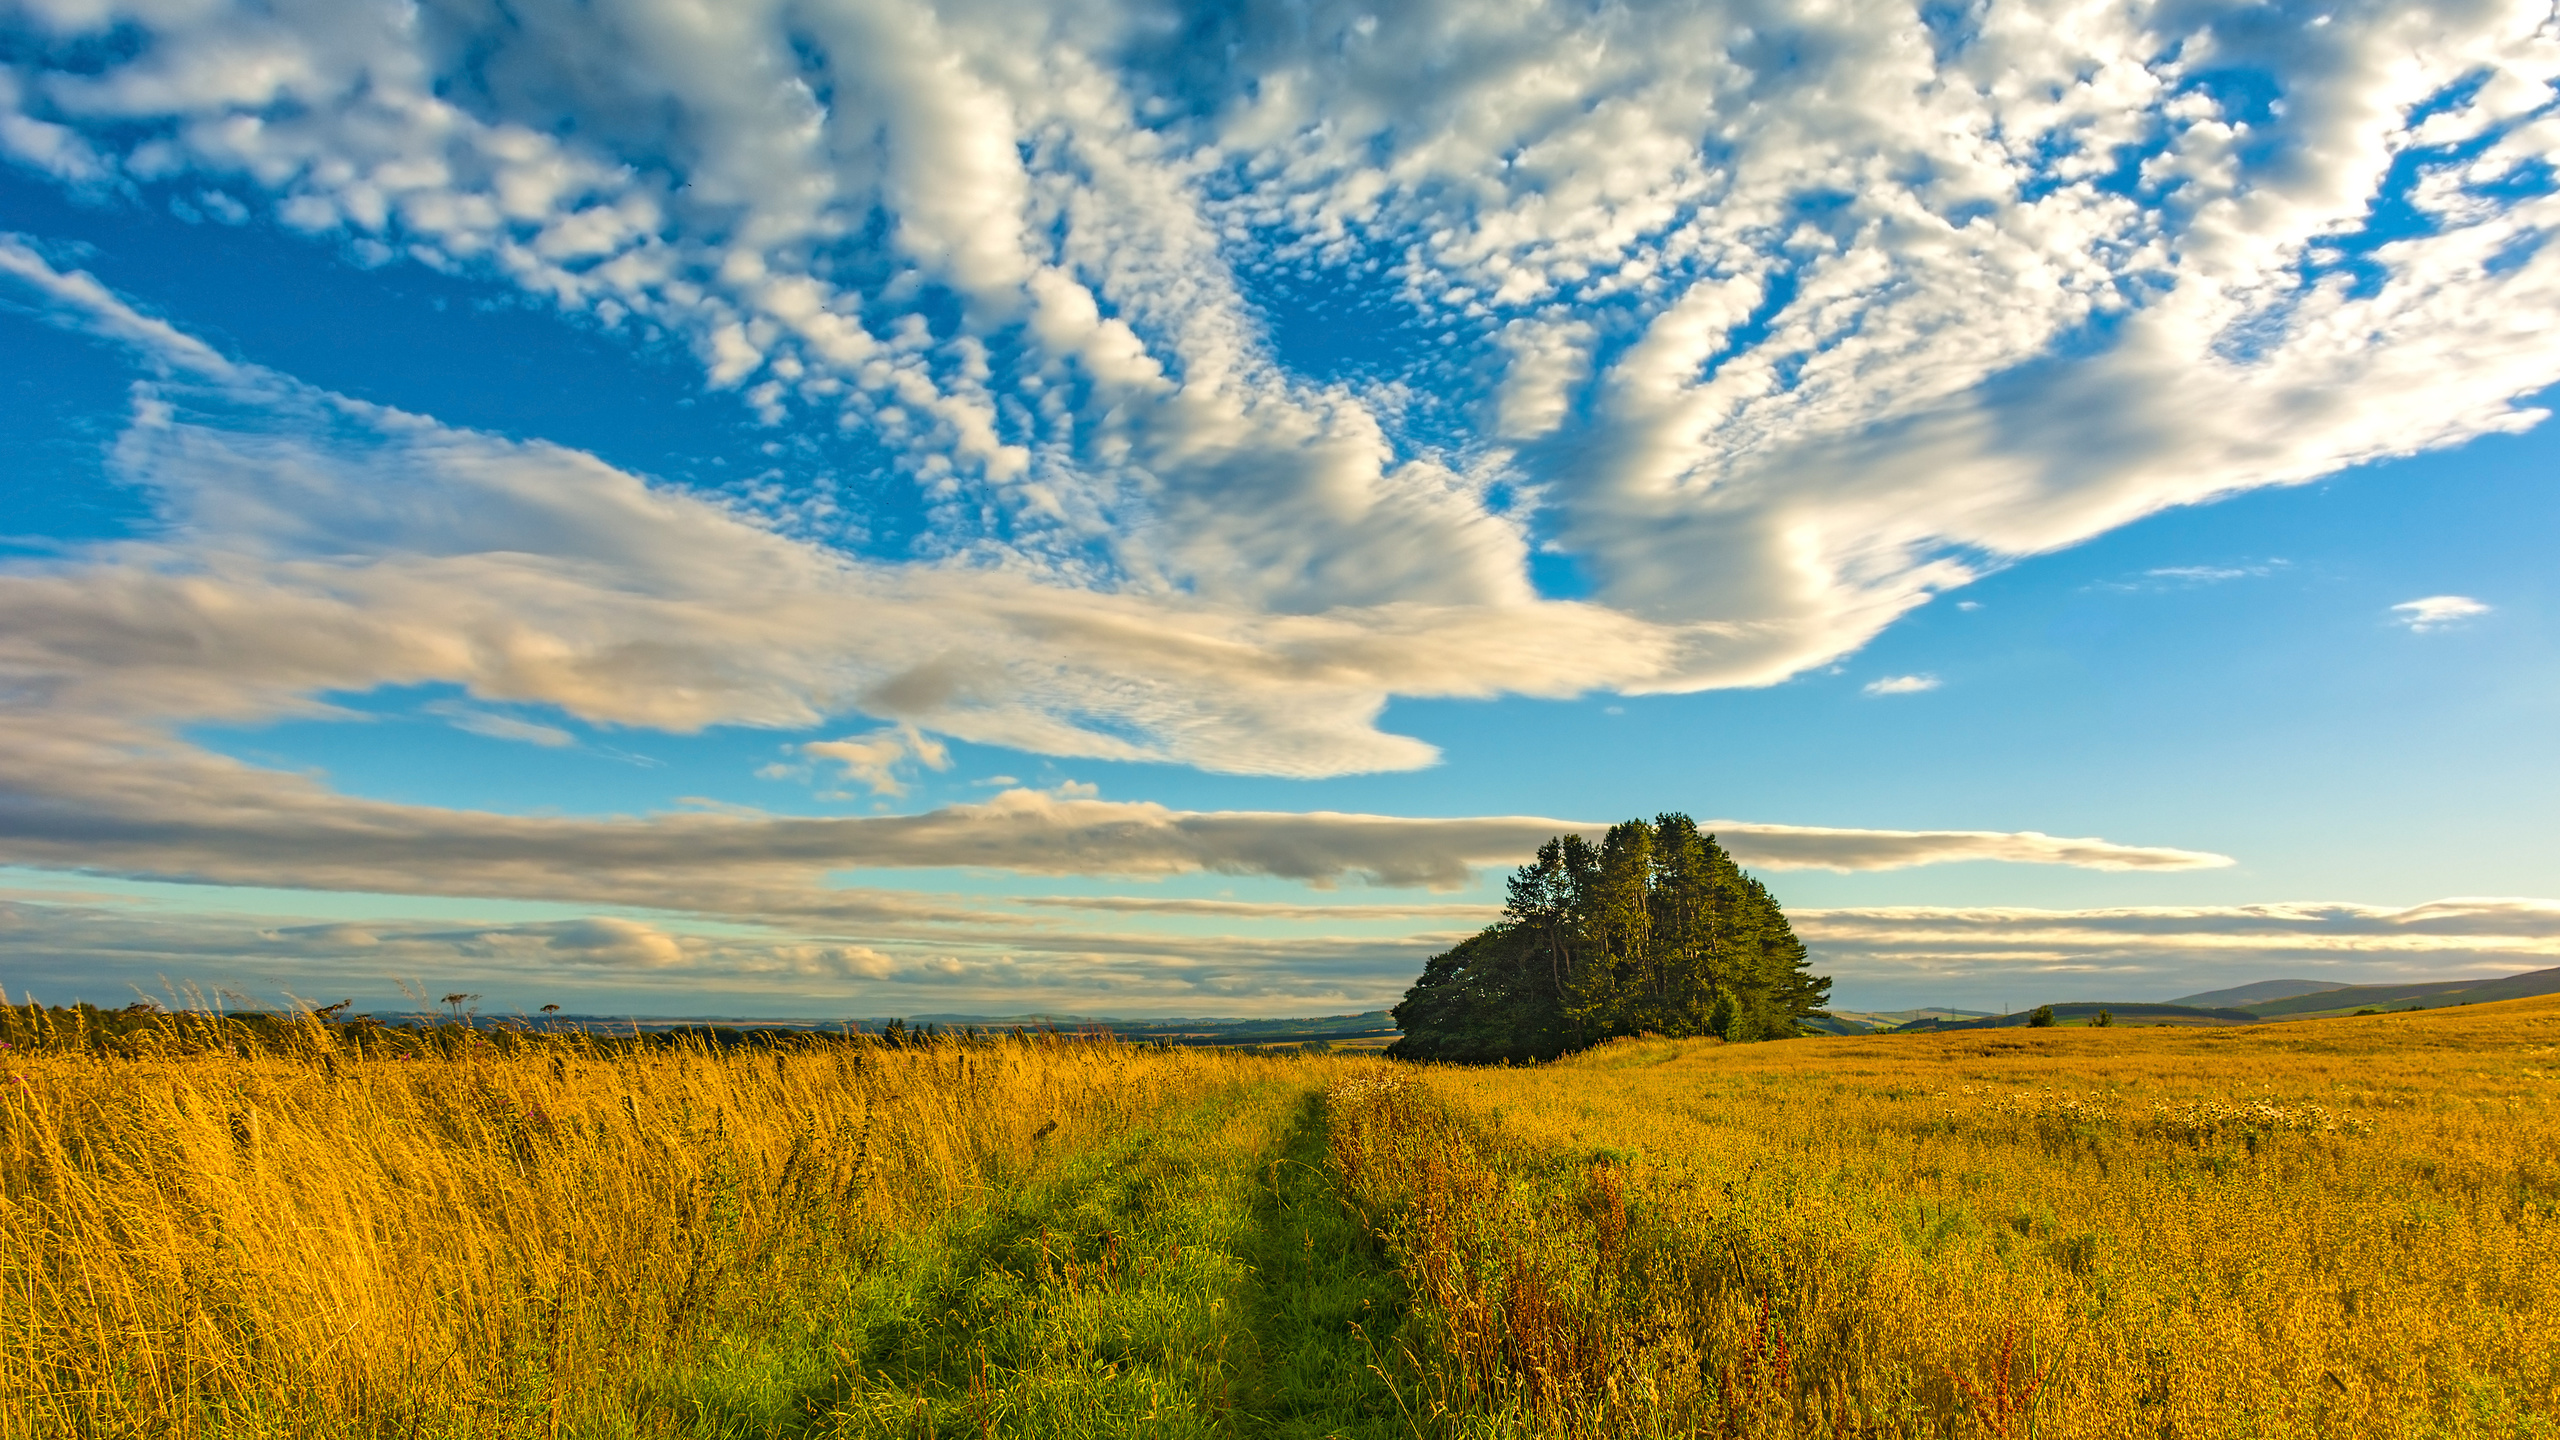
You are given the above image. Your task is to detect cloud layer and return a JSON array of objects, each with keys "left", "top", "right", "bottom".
[
  {"left": 0, "top": 0, "right": 2554, "bottom": 783},
  {"left": 0, "top": 242, "right": 2228, "bottom": 910},
  {"left": 8, "top": 891, "right": 2554, "bottom": 1018},
  {"left": 1798, "top": 898, "right": 2560, "bottom": 1005},
  {"left": 2, "top": 0, "right": 2556, "bottom": 1006}
]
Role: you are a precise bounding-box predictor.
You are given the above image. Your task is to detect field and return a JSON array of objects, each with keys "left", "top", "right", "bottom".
[{"left": 3, "top": 998, "right": 2555, "bottom": 1437}]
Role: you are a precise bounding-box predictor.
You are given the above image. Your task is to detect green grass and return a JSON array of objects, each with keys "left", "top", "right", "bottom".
[{"left": 646, "top": 1077, "right": 1410, "bottom": 1439}]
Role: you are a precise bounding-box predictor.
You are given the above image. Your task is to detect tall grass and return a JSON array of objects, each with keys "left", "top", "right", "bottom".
[
  {"left": 12, "top": 997, "right": 2556, "bottom": 1437},
  {"left": 1329, "top": 997, "right": 2560, "bottom": 1438},
  {"left": 0, "top": 1017, "right": 1303, "bottom": 1438}
]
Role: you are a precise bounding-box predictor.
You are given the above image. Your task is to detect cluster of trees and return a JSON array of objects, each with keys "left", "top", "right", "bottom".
[{"left": 1388, "top": 814, "right": 1831, "bottom": 1062}]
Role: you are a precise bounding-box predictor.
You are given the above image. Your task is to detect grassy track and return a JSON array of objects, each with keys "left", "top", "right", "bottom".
[{"left": 808, "top": 1081, "right": 1406, "bottom": 1439}]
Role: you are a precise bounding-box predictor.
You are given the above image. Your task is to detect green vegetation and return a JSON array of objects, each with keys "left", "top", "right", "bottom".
[
  {"left": 1387, "top": 814, "right": 1831, "bottom": 1062},
  {"left": 813, "top": 1081, "right": 1406, "bottom": 1437}
]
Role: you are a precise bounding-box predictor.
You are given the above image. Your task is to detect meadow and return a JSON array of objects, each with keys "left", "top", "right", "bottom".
[{"left": 2, "top": 998, "right": 2554, "bottom": 1438}]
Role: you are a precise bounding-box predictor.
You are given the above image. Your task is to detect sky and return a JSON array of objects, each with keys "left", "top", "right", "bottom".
[{"left": 1, "top": 0, "right": 2556, "bottom": 1020}]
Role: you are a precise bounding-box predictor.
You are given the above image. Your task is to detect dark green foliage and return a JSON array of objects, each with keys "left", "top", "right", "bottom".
[
  {"left": 2028, "top": 1005, "right": 2058, "bottom": 1028},
  {"left": 2091, "top": 1010, "right": 2114, "bottom": 1028},
  {"left": 1387, "top": 813, "right": 1832, "bottom": 1062},
  {"left": 1381, "top": 927, "right": 1571, "bottom": 1062}
]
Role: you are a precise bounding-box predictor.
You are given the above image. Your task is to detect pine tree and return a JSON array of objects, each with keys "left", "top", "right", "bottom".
[{"left": 1388, "top": 813, "right": 1833, "bottom": 1061}]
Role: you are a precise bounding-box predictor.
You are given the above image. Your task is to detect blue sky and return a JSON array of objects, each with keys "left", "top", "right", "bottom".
[{"left": 2, "top": 0, "right": 2556, "bottom": 1017}]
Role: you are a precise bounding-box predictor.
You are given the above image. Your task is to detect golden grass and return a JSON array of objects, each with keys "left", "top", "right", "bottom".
[
  {"left": 0, "top": 1024, "right": 1303, "bottom": 1439},
  {"left": 11, "top": 998, "right": 2556, "bottom": 1438},
  {"left": 1330, "top": 996, "right": 2560, "bottom": 1438}
]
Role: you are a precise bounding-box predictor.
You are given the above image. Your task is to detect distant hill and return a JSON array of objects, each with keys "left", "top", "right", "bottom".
[
  {"left": 2239, "top": 965, "right": 2560, "bottom": 1019},
  {"left": 2166, "top": 978, "right": 2337, "bottom": 1009},
  {"left": 1812, "top": 1007, "right": 1995, "bottom": 1035},
  {"left": 1893, "top": 1001, "right": 2258, "bottom": 1032},
  {"left": 1857, "top": 966, "right": 2560, "bottom": 1037}
]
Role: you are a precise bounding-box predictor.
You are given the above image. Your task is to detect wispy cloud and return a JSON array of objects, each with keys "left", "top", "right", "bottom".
[
  {"left": 2147, "top": 565, "right": 2260, "bottom": 584},
  {"left": 2391, "top": 595, "right": 2492, "bottom": 632},
  {"left": 424, "top": 701, "right": 576, "bottom": 749},
  {"left": 2085, "top": 561, "right": 2289, "bottom": 594},
  {"left": 1863, "top": 675, "right": 1941, "bottom": 696}
]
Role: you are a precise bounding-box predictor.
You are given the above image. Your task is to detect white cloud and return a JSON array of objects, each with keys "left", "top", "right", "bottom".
[
  {"left": 0, "top": 729, "right": 2236, "bottom": 905},
  {"left": 0, "top": 0, "right": 2547, "bottom": 717},
  {"left": 2391, "top": 595, "right": 2492, "bottom": 631},
  {"left": 1797, "top": 899, "right": 2560, "bottom": 1003},
  {"left": 1710, "top": 823, "right": 2226, "bottom": 874},
  {"left": 799, "top": 726, "right": 952, "bottom": 797},
  {"left": 0, "top": 247, "right": 2235, "bottom": 920},
  {"left": 1863, "top": 674, "right": 1942, "bottom": 696}
]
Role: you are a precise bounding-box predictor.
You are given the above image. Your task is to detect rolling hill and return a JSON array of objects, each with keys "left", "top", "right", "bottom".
[
  {"left": 2238, "top": 964, "right": 2560, "bottom": 1019},
  {"left": 2165, "top": 978, "right": 2339, "bottom": 1008}
]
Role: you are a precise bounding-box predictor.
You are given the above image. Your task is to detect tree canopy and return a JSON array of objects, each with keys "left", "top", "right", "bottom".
[{"left": 1386, "top": 814, "right": 1831, "bottom": 1062}]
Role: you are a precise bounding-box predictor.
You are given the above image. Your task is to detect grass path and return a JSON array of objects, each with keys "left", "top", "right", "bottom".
[{"left": 789, "top": 1076, "right": 1409, "bottom": 1439}]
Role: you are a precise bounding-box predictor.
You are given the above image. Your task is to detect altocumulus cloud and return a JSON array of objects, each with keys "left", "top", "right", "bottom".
[{"left": 0, "top": 0, "right": 2553, "bottom": 755}]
